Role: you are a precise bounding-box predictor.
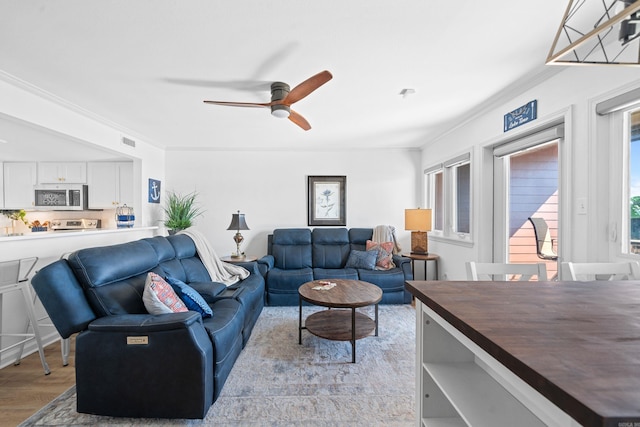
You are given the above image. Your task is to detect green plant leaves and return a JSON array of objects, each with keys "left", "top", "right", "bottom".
[{"left": 163, "top": 191, "right": 204, "bottom": 231}]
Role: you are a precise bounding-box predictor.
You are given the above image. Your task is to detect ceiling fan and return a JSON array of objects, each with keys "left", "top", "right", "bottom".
[{"left": 203, "top": 70, "right": 332, "bottom": 131}]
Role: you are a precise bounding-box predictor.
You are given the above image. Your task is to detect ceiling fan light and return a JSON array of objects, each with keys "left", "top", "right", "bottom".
[{"left": 271, "top": 105, "right": 290, "bottom": 118}]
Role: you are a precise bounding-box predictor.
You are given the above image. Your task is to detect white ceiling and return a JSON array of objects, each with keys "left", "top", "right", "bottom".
[{"left": 0, "top": 0, "right": 570, "bottom": 158}]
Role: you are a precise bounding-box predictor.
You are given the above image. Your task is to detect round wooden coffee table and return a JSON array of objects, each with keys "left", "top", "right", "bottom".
[{"left": 298, "top": 279, "right": 383, "bottom": 363}]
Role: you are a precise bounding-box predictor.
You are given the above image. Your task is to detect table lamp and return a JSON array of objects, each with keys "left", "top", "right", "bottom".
[
  {"left": 405, "top": 208, "right": 432, "bottom": 254},
  {"left": 227, "top": 210, "right": 250, "bottom": 259}
]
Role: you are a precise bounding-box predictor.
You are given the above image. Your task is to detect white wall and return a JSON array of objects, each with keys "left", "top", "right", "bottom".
[
  {"left": 422, "top": 66, "right": 640, "bottom": 280},
  {"left": 0, "top": 76, "right": 166, "bottom": 227},
  {"left": 165, "top": 149, "right": 421, "bottom": 257}
]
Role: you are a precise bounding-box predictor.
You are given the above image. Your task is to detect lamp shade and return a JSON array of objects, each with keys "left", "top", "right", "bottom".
[
  {"left": 405, "top": 208, "right": 432, "bottom": 232},
  {"left": 227, "top": 211, "right": 249, "bottom": 231}
]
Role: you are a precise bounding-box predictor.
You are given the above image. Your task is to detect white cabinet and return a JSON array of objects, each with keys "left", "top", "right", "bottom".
[
  {"left": 415, "top": 300, "right": 569, "bottom": 427},
  {"left": 87, "top": 162, "right": 133, "bottom": 209},
  {"left": 38, "top": 162, "right": 86, "bottom": 183},
  {"left": 3, "top": 162, "right": 37, "bottom": 209}
]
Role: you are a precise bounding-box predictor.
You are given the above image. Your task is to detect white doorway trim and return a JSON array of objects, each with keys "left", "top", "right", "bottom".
[{"left": 479, "top": 107, "right": 573, "bottom": 271}]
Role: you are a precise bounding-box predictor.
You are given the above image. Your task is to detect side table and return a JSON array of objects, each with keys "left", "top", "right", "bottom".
[
  {"left": 403, "top": 253, "right": 439, "bottom": 280},
  {"left": 221, "top": 255, "right": 258, "bottom": 264}
]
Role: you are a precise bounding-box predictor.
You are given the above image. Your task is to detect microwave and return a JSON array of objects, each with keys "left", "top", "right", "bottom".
[{"left": 34, "top": 184, "right": 88, "bottom": 210}]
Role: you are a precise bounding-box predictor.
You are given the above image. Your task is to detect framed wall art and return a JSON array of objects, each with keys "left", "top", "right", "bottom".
[
  {"left": 307, "top": 175, "right": 346, "bottom": 226},
  {"left": 148, "top": 178, "right": 161, "bottom": 204}
]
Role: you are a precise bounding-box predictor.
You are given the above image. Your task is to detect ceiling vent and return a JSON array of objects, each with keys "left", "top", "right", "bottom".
[{"left": 121, "top": 136, "right": 136, "bottom": 148}]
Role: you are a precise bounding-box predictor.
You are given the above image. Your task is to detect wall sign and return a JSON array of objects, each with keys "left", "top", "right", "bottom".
[
  {"left": 504, "top": 100, "right": 537, "bottom": 132},
  {"left": 148, "top": 179, "right": 161, "bottom": 203}
]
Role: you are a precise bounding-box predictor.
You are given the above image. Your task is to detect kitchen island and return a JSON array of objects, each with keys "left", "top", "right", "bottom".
[{"left": 406, "top": 280, "right": 640, "bottom": 427}]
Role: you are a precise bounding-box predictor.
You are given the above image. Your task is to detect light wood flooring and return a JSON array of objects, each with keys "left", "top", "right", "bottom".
[{"left": 0, "top": 337, "right": 76, "bottom": 426}]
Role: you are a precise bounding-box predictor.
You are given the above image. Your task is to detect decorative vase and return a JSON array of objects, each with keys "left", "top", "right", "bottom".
[{"left": 4, "top": 220, "right": 15, "bottom": 236}]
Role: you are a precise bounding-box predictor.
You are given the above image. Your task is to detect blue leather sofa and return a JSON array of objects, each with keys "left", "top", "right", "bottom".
[
  {"left": 31, "top": 234, "right": 265, "bottom": 419},
  {"left": 258, "top": 228, "right": 413, "bottom": 305}
]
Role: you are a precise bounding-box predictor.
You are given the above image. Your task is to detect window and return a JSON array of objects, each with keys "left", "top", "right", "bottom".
[
  {"left": 627, "top": 110, "right": 640, "bottom": 254},
  {"left": 453, "top": 161, "right": 471, "bottom": 234},
  {"left": 596, "top": 88, "right": 640, "bottom": 257},
  {"left": 600, "top": 106, "right": 640, "bottom": 257},
  {"left": 431, "top": 169, "right": 444, "bottom": 231},
  {"left": 492, "top": 125, "right": 562, "bottom": 268},
  {"left": 424, "top": 152, "right": 471, "bottom": 240}
]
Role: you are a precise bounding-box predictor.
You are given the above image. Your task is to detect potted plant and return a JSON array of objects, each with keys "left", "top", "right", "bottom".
[{"left": 163, "top": 191, "right": 204, "bottom": 234}]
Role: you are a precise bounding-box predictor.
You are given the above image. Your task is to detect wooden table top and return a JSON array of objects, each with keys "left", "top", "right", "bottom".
[
  {"left": 299, "top": 279, "right": 382, "bottom": 308},
  {"left": 221, "top": 255, "right": 258, "bottom": 263},
  {"left": 402, "top": 253, "right": 439, "bottom": 261},
  {"left": 405, "top": 280, "right": 640, "bottom": 427}
]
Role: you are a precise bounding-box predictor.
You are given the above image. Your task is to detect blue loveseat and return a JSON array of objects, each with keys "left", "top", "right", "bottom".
[
  {"left": 31, "top": 234, "right": 265, "bottom": 419},
  {"left": 258, "top": 228, "right": 413, "bottom": 305}
]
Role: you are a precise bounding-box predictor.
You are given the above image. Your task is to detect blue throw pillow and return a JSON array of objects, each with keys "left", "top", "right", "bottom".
[
  {"left": 165, "top": 276, "right": 213, "bottom": 318},
  {"left": 345, "top": 249, "right": 377, "bottom": 270}
]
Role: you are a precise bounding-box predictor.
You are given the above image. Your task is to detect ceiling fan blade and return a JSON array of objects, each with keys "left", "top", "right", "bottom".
[
  {"left": 203, "top": 100, "right": 272, "bottom": 108},
  {"left": 282, "top": 70, "right": 333, "bottom": 106},
  {"left": 289, "top": 110, "right": 311, "bottom": 131}
]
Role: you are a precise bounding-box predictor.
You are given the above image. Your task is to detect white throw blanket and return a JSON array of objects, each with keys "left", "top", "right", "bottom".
[
  {"left": 372, "top": 225, "right": 402, "bottom": 254},
  {"left": 178, "top": 228, "right": 250, "bottom": 287}
]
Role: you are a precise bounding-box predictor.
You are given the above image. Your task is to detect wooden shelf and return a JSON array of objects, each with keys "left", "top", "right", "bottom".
[{"left": 305, "top": 310, "right": 375, "bottom": 341}]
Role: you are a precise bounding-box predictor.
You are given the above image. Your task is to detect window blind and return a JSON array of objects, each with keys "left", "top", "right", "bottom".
[
  {"left": 444, "top": 152, "right": 470, "bottom": 167},
  {"left": 596, "top": 87, "right": 640, "bottom": 115},
  {"left": 424, "top": 163, "right": 443, "bottom": 174},
  {"left": 493, "top": 125, "right": 564, "bottom": 158}
]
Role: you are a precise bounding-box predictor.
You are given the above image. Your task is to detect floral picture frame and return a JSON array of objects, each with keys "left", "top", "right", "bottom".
[{"left": 307, "top": 175, "right": 346, "bottom": 226}]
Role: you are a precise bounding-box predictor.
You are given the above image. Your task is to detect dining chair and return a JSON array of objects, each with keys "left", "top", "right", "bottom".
[
  {"left": 0, "top": 257, "right": 50, "bottom": 374},
  {"left": 466, "top": 261, "right": 548, "bottom": 281},
  {"left": 561, "top": 261, "right": 640, "bottom": 281}
]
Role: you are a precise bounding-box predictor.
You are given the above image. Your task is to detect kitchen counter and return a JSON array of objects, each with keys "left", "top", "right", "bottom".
[
  {"left": 0, "top": 226, "right": 159, "bottom": 265},
  {"left": 0, "top": 226, "right": 158, "bottom": 242},
  {"left": 406, "top": 280, "right": 640, "bottom": 427}
]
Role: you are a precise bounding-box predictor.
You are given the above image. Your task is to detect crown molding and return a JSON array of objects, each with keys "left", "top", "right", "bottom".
[
  {"left": 164, "top": 145, "right": 422, "bottom": 153},
  {"left": 423, "top": 65, "right": 567, "bottom": 148},
  {"left": 0, "top": 69, "right": 157, "bottom": 147}
]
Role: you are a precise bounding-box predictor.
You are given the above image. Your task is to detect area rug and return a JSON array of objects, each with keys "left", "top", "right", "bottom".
[{"left": 20, "top": 305, "right": 416, "bottom": 426}]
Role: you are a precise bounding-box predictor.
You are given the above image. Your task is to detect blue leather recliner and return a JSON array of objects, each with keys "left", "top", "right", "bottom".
[
  {"left": 259, "top": 228, "right": 413, "bottom": 305},
  {"left": 31, "top": 234, "right": 265, "bottom": 419}
]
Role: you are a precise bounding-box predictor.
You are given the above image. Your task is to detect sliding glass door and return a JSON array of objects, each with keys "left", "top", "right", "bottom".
[{"left": 493, "top": 128, "right": 562, "bottom": 279}]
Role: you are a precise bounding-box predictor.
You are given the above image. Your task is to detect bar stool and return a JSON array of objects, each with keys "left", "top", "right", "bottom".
[
  {"left": 0, "top": 257, "right": 50, "bottom": 375},
  {"left": 52, "top": 253, "right": 72, "bottom": 366}
]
